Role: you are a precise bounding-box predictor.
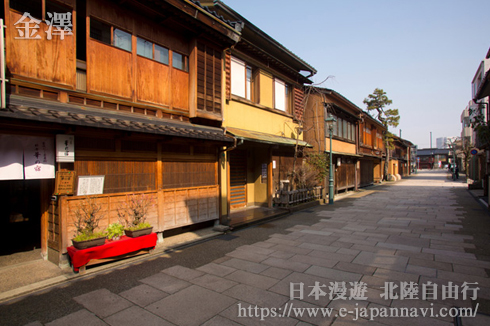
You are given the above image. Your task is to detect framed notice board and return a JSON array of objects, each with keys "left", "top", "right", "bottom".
[
  {"left": 54, "top": 171, "right": 76, "bottom": 195},
  {"left": 77, "top": 175, "right": 105, "bottom": 196}
]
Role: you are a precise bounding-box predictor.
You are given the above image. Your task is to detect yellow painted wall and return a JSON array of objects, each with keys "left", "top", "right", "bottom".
[
  {"left": 223, "top": 70, "right": 301, "bottom": 140},
  {"left": 325, "top": 139, "right": 356, "bottom": 154},
  {"left": 258, "top": 70, "right": 274, "bottom": 108},
  {"left": 251, "top": 148, "right": 269, "bottom": 206}
]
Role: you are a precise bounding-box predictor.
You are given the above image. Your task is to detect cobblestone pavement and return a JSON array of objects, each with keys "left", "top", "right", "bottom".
[{"left": 9, "top": 170, "right": 490, "bottom": 325}]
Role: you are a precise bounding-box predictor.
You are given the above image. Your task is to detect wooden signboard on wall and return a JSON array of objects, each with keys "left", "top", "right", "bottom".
[{"left": 54, "top": 171, "right": 76, "bottom": 195}]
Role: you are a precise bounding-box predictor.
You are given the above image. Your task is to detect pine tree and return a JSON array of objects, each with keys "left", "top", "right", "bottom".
[{"left": 363, "top": 88, "right": 400, "bottom": 180}]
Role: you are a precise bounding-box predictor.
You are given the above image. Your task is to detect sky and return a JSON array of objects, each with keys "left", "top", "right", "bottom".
[{"left": 221, "top": 0, "right": 490, "bottom": 149}]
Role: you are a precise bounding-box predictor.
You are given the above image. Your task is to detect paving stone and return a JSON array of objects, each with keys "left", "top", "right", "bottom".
[
  {"left": 308, "top": 250, "right": 357, "bottom": 263},
  {"left": 260, "top": 267, "right": 293, "bottom": 280},
  {"left": 261, "top": 257, "right": 310, "bottom": 273},
  {"left": 299, "top": 242, "right": 339, "bottom": 253},
  {"left": 226, "top": 249, "right": 269, "bottom": 263},
  {"left": 268, "top": 244, "right": 313, "bottom": 255},
  {"left": 394, "top": 251, "right": 435, "bottom": 261},
  {"left": 376, "top": 242, "right": 422, "bottom": 253},
  {"left": 266, "top": 237, "right": 302, "bottom": 247},
  {"left": 45, "top": 309, "right": 107, "bottom": 326},
  {"left": 221, "top": 258, "right": 269, "bottom": 274},
  {"left": 299, "top": 229, "right": 333, "bottom": 236},
  {"left": 372, "top": 268, "right": 419, "bottom": 283},
  {"left": 73, "top": 289, "right": 133, "bottom": 318},
  {"left": 334, "top": 261, "right": 377, "bottom": 275},
  {"left": 223, "top": 284, "right": 289, "bottom": 308},
  {"left": 119, "top": 284, "right": 168, "bottom": 307},
  {"left": 191, "top": 273, "right": 238, "bottom": 293},
  {"left": 268, "top": 250, "right": 296, "bottom": 259},
  {"left": 236, "top": 244, "right": 276, "bottom": 256},
  {"left": 289, "top": 254, "right": 337, "bottom": 268},
  {"left": 305, "top": 265, "right": 362, "bottom": 283},
  {"left": 197, "top": 262, "right": 237, "bottom": 277},
  {"left": 147, "top": 285, "right": 236, "bottom": 326},
  {"left": 350, "top": 244, "right": 396, "bottom": 255},
  {"left": 225, "top": 270, "right": 279, "bottom": 290},
  {"left": 405, "top": 264, "right": 437, "bottom": 278},
  {"left": 139, "top": 272, "right": 191, "bottom": 294},
  {"left": 452, "top": 264, "right": 489, "bottom": 277},
  {"left": 352, "top": 251, "right": 408, "bottom": 272},
  {"left": 104, "top": 306, "right": 172, "bottom": 326},
  {"left": 24, "top": 322, "right": 44, "bottom": 326},
  {"left": 161, "top": 265, "right": 204, "bottom": 281},
  {"left": 201, "top": 315, "right": 243, "bottom": 326}
]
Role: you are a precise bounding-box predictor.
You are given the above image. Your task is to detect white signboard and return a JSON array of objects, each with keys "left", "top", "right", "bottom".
[
  {"left": 77, "top": 175, "right": 105, "bottom": 196},
  {"left": 0, "top": 134, "right": 55, "bottom": 180},
  {"left": 56, "top": 134, "right": 75, "bottom": 162},
  {"left": 24, "top": 136, "right": 55, "bottom": 179},
  {"left": 0, "top": 134, "right": 24, "bottom": 180}
]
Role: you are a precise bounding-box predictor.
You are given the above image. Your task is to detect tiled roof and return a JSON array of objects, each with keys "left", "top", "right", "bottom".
[{"left": 2, "top": 96, "right": 234, "bottom": 143}]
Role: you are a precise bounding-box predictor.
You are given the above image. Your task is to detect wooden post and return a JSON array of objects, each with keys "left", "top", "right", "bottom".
[{"left": 268, "top": 147, "right": 273, "bottom": 208}]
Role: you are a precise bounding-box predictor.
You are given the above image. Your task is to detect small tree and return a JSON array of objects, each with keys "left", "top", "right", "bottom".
[
  {"left": 73, "top": 197, "right": 105, "bottom": 240},
  {"left": 363, "top": 88, "right": 400, "bottom": 180}
]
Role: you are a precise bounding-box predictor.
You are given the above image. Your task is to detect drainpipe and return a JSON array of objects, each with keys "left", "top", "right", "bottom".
[{"left": 218, "top": 131, "right": 243, "bottom": 227}]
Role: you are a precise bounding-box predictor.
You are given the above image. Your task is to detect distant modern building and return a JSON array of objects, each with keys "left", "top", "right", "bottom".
[{"left": 436, "top": 137, "right": 448, "bottom": 149}]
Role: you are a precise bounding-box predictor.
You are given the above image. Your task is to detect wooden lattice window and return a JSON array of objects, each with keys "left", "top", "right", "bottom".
[{"left": 197, "top": 43, "right": 222, "bottom": 115}]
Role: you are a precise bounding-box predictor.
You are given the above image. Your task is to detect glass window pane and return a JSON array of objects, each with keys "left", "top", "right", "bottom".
[
  {"left": 173, "top": 52, "right": 187, "bottom": 71},
  {"left": 113, "top": 29, "right": 131, "bottom": 51},
  {"left": 274, "top": 79, "right": 286, "bottom": 111},
  {"left": 90, "top": 18, "right": 111, "bottom": 44},
  {"left": 154, "top": 44, "right": 169, "bottom": 64},
  {"left": 246, "top": 66, "right": 252, "bottom": 100},
  {"left": 137, "top": 37, "right": 152, "bottom": 58},
  {"left": 231, "top": 57, "right": 246, "bottom": 97}
]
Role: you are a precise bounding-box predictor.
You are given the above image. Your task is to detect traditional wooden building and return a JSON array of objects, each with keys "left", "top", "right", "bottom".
[
  {"left": 358, "top": 112, "right": 386, "bottom": 185},
  {"left": 389, "top": 136, "right": 413, "bottom": 178},
  {"left": 303, "top": 87, "right": 362, "bottom": 194},
  {"left": 0, "top": 0, "right": 242, "bottom": 264},
  {"left": 200, "top": 1, "right": 316, "bottom": 223}
]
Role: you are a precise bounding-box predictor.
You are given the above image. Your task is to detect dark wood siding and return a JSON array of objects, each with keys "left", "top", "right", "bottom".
[
  {"left": 197, "top": 43, "right": 222, "bottom": 115},
  {"left": 75, "top": 160, "right": 156, "bottom": 194},
  {"left": 230, "top": 150, "right": 247, "bottom": 209},
  {"left": 162, "top": 161, "right": 217, "bottom": 189},
  {"left": 360, "top": 159, "right": 374, "bottom": 187}
]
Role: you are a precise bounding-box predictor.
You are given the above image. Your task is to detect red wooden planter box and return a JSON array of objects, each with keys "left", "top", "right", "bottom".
[{"left": 67, "top": 233, "right": 158, "bottom": 273}]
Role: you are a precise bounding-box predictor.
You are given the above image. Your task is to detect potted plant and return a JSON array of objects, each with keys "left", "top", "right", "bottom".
[
  {"left": 72, "top": 197, "right": 107, "bottom": 250},
  {"left": 106, "top": 222, "right": 124, "bottom": 241},
  {"left": 117, "top": 193, "right": 154, "bottom": 237}
]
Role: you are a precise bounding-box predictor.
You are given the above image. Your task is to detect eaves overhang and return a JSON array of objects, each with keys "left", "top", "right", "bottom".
[
  {"left": 2, "top": 96, "right": 235, "bottom": 143},
  {"left": 201, "top": 0, "right": 316, "bottom": 79},
  {"left": 226, "top": 127, "right": 312, "bottom": 147}
]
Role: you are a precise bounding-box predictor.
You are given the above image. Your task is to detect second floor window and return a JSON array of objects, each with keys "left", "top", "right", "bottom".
[
  {"left": 274, "top": 78, "right": 289, "bottom": 112},
  {"left": 231, "top": 56, "right": 253, "bottom": 100},
  {"left": 173, "top": 52, "right": 188, "bottom": 72},
  {"left": 90, "top": 18, "right": 131, "bottom": 52},
  {"left": 137, "top": 37, "right": 169, "bottom": 65}
]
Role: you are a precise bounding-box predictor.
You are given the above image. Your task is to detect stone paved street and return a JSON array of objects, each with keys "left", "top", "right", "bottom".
[{"left": 5, "top": 170, "right": 490, "bottom": 325}]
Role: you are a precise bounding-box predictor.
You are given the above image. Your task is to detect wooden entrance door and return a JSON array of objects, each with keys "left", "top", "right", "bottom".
[{"left": 230, "top": 150, "right": 247, "bottom": 209}]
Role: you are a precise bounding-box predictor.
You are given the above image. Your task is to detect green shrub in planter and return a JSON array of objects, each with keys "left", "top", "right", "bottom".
[{"left": 106, "top": 223, "right": 124, "bottom": 240}]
